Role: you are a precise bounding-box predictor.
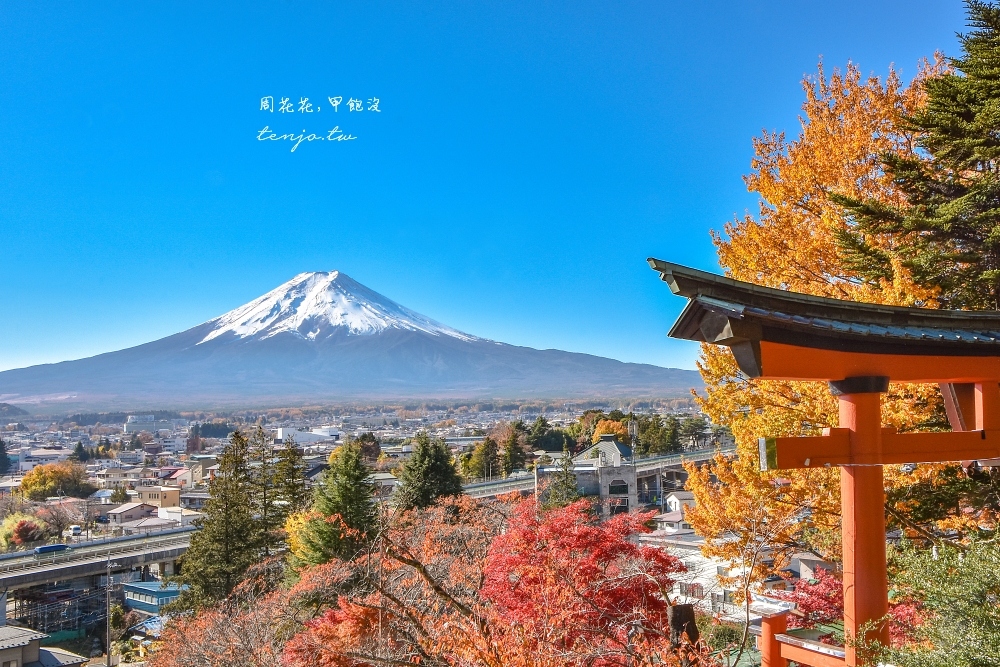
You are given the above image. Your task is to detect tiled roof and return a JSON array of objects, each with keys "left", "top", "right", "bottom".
[
  {"left": 27, "top": 647, "right": 87, "bottom": 667},
  {"left": 107, "top": 502, "right": 153, "bottom": 514},
  {"left": 649, "top": 259, "right": 1000, "bottom": 357},
  {"left": 0, "top": 626, "right": 47, "bottom": 650}
]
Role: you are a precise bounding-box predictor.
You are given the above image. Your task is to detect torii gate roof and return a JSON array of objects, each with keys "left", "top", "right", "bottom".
[{"left": 648, "top": 259, "right": 1000, "bottom": 382}]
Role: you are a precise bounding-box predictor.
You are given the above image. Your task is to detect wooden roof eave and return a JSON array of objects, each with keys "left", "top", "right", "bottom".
[{"left": 649, "top": 258, "right": 1000, "bottom": 383}]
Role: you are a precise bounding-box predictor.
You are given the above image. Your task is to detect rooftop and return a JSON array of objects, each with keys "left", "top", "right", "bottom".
[
  {"left": 649, "top": 258, "right": 1000, "bottom": 378},
  {"left": 0, "top": 626, "right": 47, "bottom": 650}
]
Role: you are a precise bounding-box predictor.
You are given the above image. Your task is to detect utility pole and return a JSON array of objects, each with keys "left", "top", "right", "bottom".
[{"left": 105, "top": 559, "right": 119, "bottom": 667}]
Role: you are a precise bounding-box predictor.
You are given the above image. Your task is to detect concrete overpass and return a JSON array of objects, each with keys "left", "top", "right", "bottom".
[
  {"left": 463, "top": 445, "right": 736, "bottom": 500},
  {"left": 0, "top": 528, "right": 193, "bottom": 591}
]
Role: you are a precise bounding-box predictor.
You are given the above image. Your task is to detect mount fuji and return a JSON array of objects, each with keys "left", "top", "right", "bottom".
[{"left": 0, "top": 272, "right": 701, "bottom": 409}]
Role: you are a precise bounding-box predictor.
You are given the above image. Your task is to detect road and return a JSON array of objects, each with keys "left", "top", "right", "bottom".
[
  {"left": 0, "top": 528, "right": 193, "bottom": 590},
  {"left": 463, "top": 445, "right": 736, "bottom": 499}
]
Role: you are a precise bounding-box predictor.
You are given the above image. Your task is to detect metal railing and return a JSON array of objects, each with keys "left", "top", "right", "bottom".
[
  {"left": 463, "top": 477, "right": 535, "bottom": 497},
  {"left": 0, "top": 533, "right": 193, "bottom": 576}
]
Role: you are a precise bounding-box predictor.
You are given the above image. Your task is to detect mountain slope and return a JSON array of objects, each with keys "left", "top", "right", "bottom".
[{"left": 0, "top": 272, "right": 701, "bottom": 409}]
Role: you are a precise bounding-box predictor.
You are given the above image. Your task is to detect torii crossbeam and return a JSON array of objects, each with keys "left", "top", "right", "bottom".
[{"left": 650, "top": 259, "right": 1000, "bottom": 667}]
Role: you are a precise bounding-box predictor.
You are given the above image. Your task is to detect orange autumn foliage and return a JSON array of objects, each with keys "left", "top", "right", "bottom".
[
  {"left": 591, "top": 418, "right": 629, "bottom": 444},
  {"left": 154, "top": 496, "right": 716, "bottom": 667},
  {"left": 686, "top": 56, "right": 991, "bottom": 584}
]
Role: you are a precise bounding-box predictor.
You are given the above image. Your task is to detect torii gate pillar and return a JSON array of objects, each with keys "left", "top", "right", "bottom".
[{"left": 835, "top": 384, "right": 889, "bottom": 662}]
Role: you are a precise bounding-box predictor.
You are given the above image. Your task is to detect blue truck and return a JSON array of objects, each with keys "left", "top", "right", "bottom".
[{"left": 33, "top": 544, "right": 70, "bottom": 556}]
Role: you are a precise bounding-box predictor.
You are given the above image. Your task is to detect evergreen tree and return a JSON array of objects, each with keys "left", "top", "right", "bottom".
[
  {"left": 500, "top": 429, "right": 526, "bottom": 477},
  {"left": 678, "top": 416, "right": 707, "bottom": 449},
  {"left": 542, "top": 444, "right": 580, "bottom": 510},
  {"left": 526, "top": 416, "right": 574, "bottom": 452},
  {"left": 834, "top": 1, "right": 1000, "bottom": 309},
  {"left": 395, "top": 433, "right": 464, "bottom": 510},
  {"left": 664, "top": 416, "right": 682, "bottom": 453},
  {"left": 466, "top": 437, "right": 499, "bottom": 480},
  {"left": 70, "top": 442, "right": 88, "bottom": 462},
  {"left": 0, "top": 438, "right": 11, "bottom": 476},
  {"left": 110, "top": 486, "right": 129, "bottom": 503},
  {"left": 274, "top": 436, "right": 309, "bottom": 514},
  {"left": 353, "top": 432, "right": 382, "bottom": 462},
  {"left": 170, "top": 430, "right": 257, "bottom": 610},
  {"left": 249, "top": 426, "right": 282, "bottom": 556},
  {"left": 299, "top": 442, "right": 376, "bottom": 565}
]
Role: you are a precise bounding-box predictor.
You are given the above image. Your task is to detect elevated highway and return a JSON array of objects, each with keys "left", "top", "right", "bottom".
[
  {"left": 463, "top": 445, "right": 736, "bottom": 499},
  {"left": 0, "top": 528, "right": 193, "bottom": 591}
]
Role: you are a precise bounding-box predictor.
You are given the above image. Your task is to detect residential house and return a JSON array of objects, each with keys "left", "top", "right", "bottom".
[
  {"left": 119, "top": 517, "right": 178, "bottom": 535},
  {"left": 123, "top": 581, "right": 185, "bottom": 616},
  {"left": 158, "top": 507, "right": 204, "bottom": 526},
  {"left": 135, "top": 486, "right": 180, "bottom": 508},
  {"left": 0, "top": 625, "right": 86, "bottom": 667},
  {"left": 163, "top": 467, "right": 193, "bottom": 489},
  {"left": 179, "top": 491, "right": 210, "bottom": 510},
  {"left": 665, "top": 491, "right": 695, "bottom": 513},
  {"left": 95, "top": 466, "right": 142, "bottom": 490},
  {"left": 107, "top": 502, "right": 157, "bottom": 525},
  {"left": 372, "top": 472, "right": 398, "bottom": 500},
  {"left": 117, "top": 450, "right": 145, "bottom": 465}
]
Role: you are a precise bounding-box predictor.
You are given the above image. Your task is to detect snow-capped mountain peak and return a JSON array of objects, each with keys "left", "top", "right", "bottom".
[{"left": 199, "top": 271, "right": 479, "bottom": 344}]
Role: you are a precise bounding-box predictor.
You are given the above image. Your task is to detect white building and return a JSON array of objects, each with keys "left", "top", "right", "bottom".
[
  {"left": 17, "top": 446, "right": 72, "bottom": 472},
  {"left": 274, "top": 428, "right": 340, "bottom": 444}
]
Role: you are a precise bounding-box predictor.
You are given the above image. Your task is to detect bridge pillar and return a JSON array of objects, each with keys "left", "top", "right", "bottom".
[{"left": 157, "top": 561, "right": 175, "bottom": 577}]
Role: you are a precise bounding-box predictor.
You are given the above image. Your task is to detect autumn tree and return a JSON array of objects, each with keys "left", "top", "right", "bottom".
[
  {"left": 19, "top": 461, "right": 96, "bottom": 501},
  {"left": 283, "top": 496, "right": 706, "bottom": 667},
  {"left": 689, "top": 58, "right": 957, "bottom": 585},
  {"left": 394, "top": 432, "right": 463, "bottom": 510},
  {"left": 0, "top": 512, "right": 52, "bottom": 549},
  {"left": 352, "top": 432, "right": 382, "bottom": 462},
  {"left": 591, "top": 418, "right": 629, "bottom": 444}
]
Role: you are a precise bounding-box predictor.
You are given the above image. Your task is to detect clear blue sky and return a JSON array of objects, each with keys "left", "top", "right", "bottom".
[{"left": 0, "top": 1, "right": 966, "bottom": 373}]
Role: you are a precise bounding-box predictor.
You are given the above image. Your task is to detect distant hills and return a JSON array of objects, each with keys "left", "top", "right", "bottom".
[
  {"left": 0, "top": 272, "right": 701, "bottom": 410},
  {"left": 0, "top": 403, "right": 28, "bottom": 419}
]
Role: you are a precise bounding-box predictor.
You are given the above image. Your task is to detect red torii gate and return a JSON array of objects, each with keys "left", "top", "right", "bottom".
[{"left": 650, "top": 259, "right": 1000, "bottom": 667}]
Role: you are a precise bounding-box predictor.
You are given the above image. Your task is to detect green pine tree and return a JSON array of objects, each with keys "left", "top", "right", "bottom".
[
  {"left": 110, "top": 486, "right": 129, "bottom": 503},
  {"left": 249, "top": 426, "right": 282, "bottom": 557},
  {"left": 0, "top": 438, "right": 11, "bottom": 476},
  {"left": 833, "top": 1, "right": 1000, "bottom": 309},
  {"left": 395, "top": 432, "right": 464, "bottom": 510},
  {"left": 500, "top": 429, "right": 526, "bottom": 477},
  {"left": 70, "top": 442, "right": 88, "bottom": 462},
  {"left": 542, "top": 444, "right": 580, "bottom": 509},
  {"left": 665, "top": 416, "right": 682, "bottom": 453},
  {"left": 274, "top": 436, "right": 309, "bottom": 514},
  {"left": 466, "top": 437, "right": 499, "bottom": 480},
  {"left": 298, "top": 442, "right": 376, "bottom": 565},
  {"left": 169, "top": 430, "right": 258, "bottom": 610}
]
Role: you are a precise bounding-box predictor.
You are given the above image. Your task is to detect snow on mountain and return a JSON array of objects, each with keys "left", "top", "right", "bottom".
[{"left": 199, "top": 271, "right": 480, "bottom": 344}]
